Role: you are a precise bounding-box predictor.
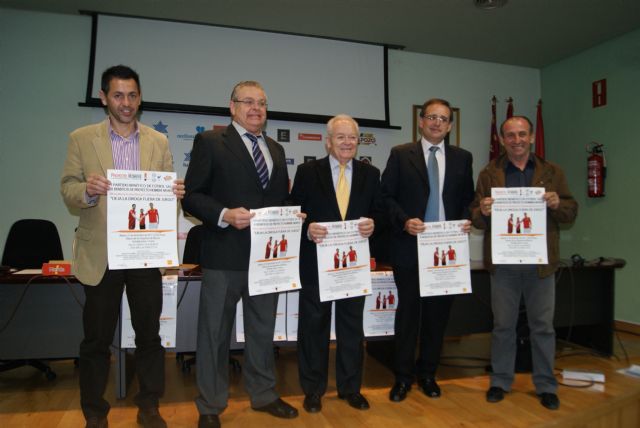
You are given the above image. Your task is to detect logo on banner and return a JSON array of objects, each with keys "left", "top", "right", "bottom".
[
  {"left": 304, "top": 156, "right": 316, "bottom": 163},
  {"left": 176, "top": 126, "right": 200, "bottom": 141},
  {"left": 277, "top": 129, "right": 290, "bottom": 143},
  {"left": 183, "top": 151, "right": 191, "bottom": 168},
  {"left": 298, "top": 133, "right": 322, "bottom": 141},
  {"left": 153, "top": 121, "right": 169, "bottom": 134},
  {"left": 359, "top": 156, "right": 372, "bottom": 165},
  {"left": 285, "top": 158, "right": 295, "bottom": 165},
  {"left": 359, "top": 132, "right": 376, "bottom": 145}
]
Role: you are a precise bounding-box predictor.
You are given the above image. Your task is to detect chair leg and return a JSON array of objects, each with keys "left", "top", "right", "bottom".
[
  {"left": 0, "top": 359, "right": 56, "bottom": 380},
  {"left": 28, "top": 360, "right": 57, "bottom": 380}
]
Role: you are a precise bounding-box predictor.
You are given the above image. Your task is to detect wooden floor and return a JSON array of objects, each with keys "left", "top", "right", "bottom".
[{"left": 1, "top": 332, "right": 640, "bottom": 427}]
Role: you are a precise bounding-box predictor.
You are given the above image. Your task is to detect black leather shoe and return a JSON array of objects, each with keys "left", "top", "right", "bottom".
[
  {"left": 389, "top": 382, "right": 411, "bottom": 402},
  {"left": 418, "top": 378, "right": 441, "bottom": 398},
  {"left": 338, "top": 392, "right": 370, "bottom": 410},
  {"left": 137, "top": 408, "right": 166, "bottom": 428},
  {"left": 486, "top": 386, "right": 506, "bottom": 403},
  {"left": 253, "top": 398, "right": 299, "bottom": 418},
  {"left": 303, "top": 394, "right": 322, "bottom": 413},
  {"left": 85, "top": 416, "right": 108, "bottom": 428},
  {"left": 198, "top": 414, "right": 221, "bottom": 428},
  {"left": 538, "top": 392, "right": 560, "bottom": 410}
]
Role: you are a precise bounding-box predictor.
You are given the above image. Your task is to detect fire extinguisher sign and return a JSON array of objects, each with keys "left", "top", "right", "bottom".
[{"left": 592, "top": 79, "right": 607, "bottom": 108}]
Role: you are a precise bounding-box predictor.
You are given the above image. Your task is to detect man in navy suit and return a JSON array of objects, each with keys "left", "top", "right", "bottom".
[
  {"left": 290, "top": 114, "right": 381, "bottom": 413},
  {"left": 183, "top": 81, "right": 298, "bottom": 428},
  {"left": 380, "top": 98, "right": 474, "bottom": 402}
]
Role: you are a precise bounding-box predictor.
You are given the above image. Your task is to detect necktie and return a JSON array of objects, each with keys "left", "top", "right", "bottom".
[
  {"left": 245, "top": 133, "right": 269, "bottom": 188},
  {"left": 336, "top": 164, "right": 350, "bottom": 220},
  {"left": 424, "top": 146, "right": 440, "bottom": 222}
]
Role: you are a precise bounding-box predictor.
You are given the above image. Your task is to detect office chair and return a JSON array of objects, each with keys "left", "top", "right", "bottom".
[
  {"left": 1, "top": 219, "right": 64, "bottom": 380},
  {"left": 182, "top": 224, "right": 203, "bottom": 266},
  {"left": 1, "top": 219, "right": 63, "bottom": 269}
]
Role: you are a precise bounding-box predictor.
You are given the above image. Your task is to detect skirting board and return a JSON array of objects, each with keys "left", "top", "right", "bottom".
[{"left": 615, "top": 320, "right": 640, "bottom": 335}]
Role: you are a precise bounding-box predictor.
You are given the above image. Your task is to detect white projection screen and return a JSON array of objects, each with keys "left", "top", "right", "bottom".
[{"left": 87, "top": 14, "right": 390, "bottom": 126}]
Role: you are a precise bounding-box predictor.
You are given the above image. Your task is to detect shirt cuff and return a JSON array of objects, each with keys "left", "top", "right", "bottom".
[
  {"left": 84, "top": 191, "right": 98, "bottom": 206},
  {"left": 218, "top": 208, "right": 230, "bottom": 228}
]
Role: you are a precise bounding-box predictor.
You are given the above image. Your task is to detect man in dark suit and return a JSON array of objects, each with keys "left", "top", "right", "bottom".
[
  {"left": 380, "top": 98, "right": 474, "bottom": 402},
  {"left": 290, "top": 114, "right": 380, "bottom": 413},
  {"left": 182, "top": 81, "right": 298, "bottom": 428}
]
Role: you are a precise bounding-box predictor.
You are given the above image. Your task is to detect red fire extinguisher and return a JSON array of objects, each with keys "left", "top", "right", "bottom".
[{"left": 587, "top": 142, "right": 606, "bottom": 198}]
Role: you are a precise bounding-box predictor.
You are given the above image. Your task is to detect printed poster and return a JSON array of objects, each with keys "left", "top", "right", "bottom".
[
  {"left": 315, "top": 220, "right": 372, "bottom": 302},
  {"left": 121, "top": 275, "right": 178, "bottom": 348},
  {"left": 491, "top": 187, "right": 548, "bottom": 264},
  {"left": 235, "top": 294, "right": 287, "bottom": 342},
  {"left": 417, "top": 220, "right": 472, "bottom": 297},
  {"left": 363, "top": 271, "right": 397, "bottom": 337},
  {"left": 107, "top": 169, "right": 178, "bottom": 269},
  {"left": 248, "top": 206, "right": 303, "bottom": 296}
]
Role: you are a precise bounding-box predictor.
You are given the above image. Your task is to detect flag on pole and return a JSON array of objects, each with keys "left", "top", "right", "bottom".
[
  {"left": 535, "top": 99, "right": 545, "bottom": 159},
  {"left": 506, "top": 97, "right": 514, "bottom": 119},
  {"left": 490, "top": 96, "right": 500, "bottom": 161}
]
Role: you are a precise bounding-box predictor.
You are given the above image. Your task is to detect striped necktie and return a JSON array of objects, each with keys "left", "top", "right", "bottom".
[
  {"left": 245, "top": 133, "right": 269, "bottom": 188},
  {"left": 424, "top": 146, "right": 440, "bottom": 222}
]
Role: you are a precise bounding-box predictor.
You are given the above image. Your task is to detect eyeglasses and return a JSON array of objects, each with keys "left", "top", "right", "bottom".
[
  {"left": 332, "top": 134, "right": 359, "bottom": 143},
  {"left": 233, "top": 98, "right": 268, "bottom": 109},
  {"left": 423, "top": 114, "right": 450, "bottom": 124}
]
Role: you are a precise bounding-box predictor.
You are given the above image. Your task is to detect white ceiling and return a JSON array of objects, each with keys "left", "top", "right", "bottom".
[{"left": 2, "top": 0, "right": 640, "bottom": 67}]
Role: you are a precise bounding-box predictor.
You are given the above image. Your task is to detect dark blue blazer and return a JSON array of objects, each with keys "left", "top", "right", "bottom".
[{"left": 380, "top": 141, "right": 474, "bottom": 268}]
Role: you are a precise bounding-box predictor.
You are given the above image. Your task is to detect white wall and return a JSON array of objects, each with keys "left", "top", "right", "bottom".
[
  {"left": 0, "top": 8, "right": 540, "bottom": 261},
  {"left": 387, "top": 49, "right": 540, "bottom": 166},
  {"left": 0, "top": 9, "right": 93, "bottom": 262}
]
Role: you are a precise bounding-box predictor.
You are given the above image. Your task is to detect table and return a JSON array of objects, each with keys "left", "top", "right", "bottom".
[{"left": 1, "top": 259, "right": 624, "bottom": 398}]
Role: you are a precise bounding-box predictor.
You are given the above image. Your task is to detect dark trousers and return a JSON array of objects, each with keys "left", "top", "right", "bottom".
[
  {"left": 392, "top": 265, "right": 454, "bottom": 383},
  {"left": 79, "top": 268, "right": 164, "bottom": 419},
  {"left": 297, "top": 283, "right": 366, "bottom": 396}
]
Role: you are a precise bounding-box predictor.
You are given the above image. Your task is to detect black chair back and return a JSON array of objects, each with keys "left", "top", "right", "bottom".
[
  {"left": 182, "top": 224, "right": 204, "bottom": 264},
  {"left": 2, "top": 219, "right": 64, "bottom": 269}
]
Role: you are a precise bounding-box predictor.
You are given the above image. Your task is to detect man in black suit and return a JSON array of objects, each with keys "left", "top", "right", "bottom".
[
  {"left": 380, "top": 98, "right": 474, "bottom": 402},
  {"left": 290, "top": 114, "right": 380, "bottom": 413},
  {"left": 183, "top": 81, "right": 298, "bottom": 428}
]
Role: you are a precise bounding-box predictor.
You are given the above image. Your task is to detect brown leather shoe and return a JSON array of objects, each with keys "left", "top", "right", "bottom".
[
  {"left": 252, "top": 398, "right": 299, "bottom": 418},
  {"left": 137, "top": 407, "right": 167, "bottom": 428},
  {"left": 85, "top": 416, "right": 108, "bottom": 428}
]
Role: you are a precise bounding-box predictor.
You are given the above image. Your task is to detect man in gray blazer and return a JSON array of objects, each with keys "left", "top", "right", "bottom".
[{"left": 182, "top": 81, "right": 298, "bottom": 428}]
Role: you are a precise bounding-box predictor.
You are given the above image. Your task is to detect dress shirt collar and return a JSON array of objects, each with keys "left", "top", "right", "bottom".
[
  {"left": 107, "top": 117, "right": 139, "bottom": 140},
  {"left": 329, "top": 155, "right": 353, "bottom": 172},
  {"left": 421, "top": 137, "right": 445, "bottom": 154},
  {"left": 232, "top": 120, "right": 264, "bottom": 140}
]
